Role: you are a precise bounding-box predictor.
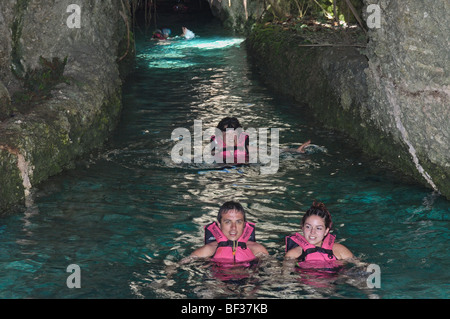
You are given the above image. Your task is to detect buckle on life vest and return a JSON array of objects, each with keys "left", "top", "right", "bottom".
[
  {"left": 204, "top": 221, "right": 256, "bottom": 245},
  {"left": 217, "top": 240, "right": 248, "bottom": 250}
]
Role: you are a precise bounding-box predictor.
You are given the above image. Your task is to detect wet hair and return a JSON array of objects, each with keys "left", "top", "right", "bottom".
[
  {"left": 301, "top": 200, "right": 333, "bottom": 229},
  {"left": 217, "top": 117, "right": 242, "bottom": 132},
  {"left": 217, "top": 201, "right": 246, "bottom": 223}
]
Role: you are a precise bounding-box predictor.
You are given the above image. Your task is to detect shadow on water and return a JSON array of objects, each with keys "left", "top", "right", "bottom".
[{"left": 0, "top": 12, "right": 449, "bottom": 299}]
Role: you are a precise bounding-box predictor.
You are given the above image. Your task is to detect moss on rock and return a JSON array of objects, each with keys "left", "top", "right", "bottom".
[{"left": 247, "top": 22, "right": 450, "bottom": 199}]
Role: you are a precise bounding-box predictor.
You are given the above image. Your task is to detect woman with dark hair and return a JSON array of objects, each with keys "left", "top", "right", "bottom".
[
  {"left": 210, "top": 117, "right": 312, "bottom": 164},
  {"left": 211, "top": 117, "right": 249, "bottom": 164},
  {"left": 285, "top": 201, "right": 354, "bottom": 266}
]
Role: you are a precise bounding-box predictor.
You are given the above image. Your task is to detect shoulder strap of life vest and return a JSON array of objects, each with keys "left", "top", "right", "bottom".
[
  {"left": 321, "top": 232, "right": 335, "bottom": 250},
  {"left": 204, "top": 221, "right": 255, "bottom": 245},
  {"left": 285, "top": 233, "right": 336, "bottom": 251},
  {"left": 298, "top": 246, "right": 335, "bottom": 262},
  {"left": 296, "top": 233, "right": 336, "bottom": 262},
  {"left": 285, "top": 233, "right": 312, "bottom": 252}
]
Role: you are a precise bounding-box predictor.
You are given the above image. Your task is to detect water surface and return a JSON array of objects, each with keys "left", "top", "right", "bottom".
[{"left": 0, "top": 16, "right": 448, "bottom": 299}]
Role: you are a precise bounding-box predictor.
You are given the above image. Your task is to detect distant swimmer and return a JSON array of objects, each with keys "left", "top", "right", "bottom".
[
  {"left": 210, "top": 117, "right": 250, "bottom": 164},
  {"left": 285, "top": 201, "right": 354, "bottom": 269},
  {"left": 182, "top": 26, "right": 195, "bottom": 40},
  {"left": 282, "top": 139, "right": 311, "bottom": 153},
  {"left": 185, "top": 201, "right": 268, "bottom": 264},
  {"left": 210, "top": 117, "right": 313, "bottom": 165},
  {"left": 152, "top": 28, "right": 171, "bottom": 40}
]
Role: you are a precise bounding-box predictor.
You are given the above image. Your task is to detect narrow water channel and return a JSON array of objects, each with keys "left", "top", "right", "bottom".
[{"left": 0, "top": 14, "right": 448, "bottom": 299}]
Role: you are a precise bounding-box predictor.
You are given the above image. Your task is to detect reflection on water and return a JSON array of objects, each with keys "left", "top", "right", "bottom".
[
  {"left": 137, "top": 256, "right": 375, "bottom": 299},
  {"left": 0, "top": 16, "right": 449, "bottom": 299},
  {"left": 138, "top": 37, "right": 246, "bottom": 69}
]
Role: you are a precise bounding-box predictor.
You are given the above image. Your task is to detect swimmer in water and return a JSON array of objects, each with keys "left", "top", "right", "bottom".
[
  {"left": 181, "top": 26, "right": 195, "bottom": 40},
  {"left": 285, "top": 201, "right": 354, "bottom": 268},
  {"left": 210, "top": 117, "right": 312, "bottom": 164},
  {"left": 152, "top": 28, "right": 171, "bottom": 40},
  {"left": 210, "top": 117, "right": 250, "bottom": 164},
  {"left": 185, "top": 201, "right": 268, "bottom": 263}
]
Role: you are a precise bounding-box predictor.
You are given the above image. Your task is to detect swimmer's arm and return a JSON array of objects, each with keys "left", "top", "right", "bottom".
[
  {"left": 282, "top": 247, "right": 302, "bottom": 273},
  {"left": 281, "top": 140, "right": 311, "bottom": 153},
  {"left": 284, "top": 246, "right": 302, "bottom": 259},
  {"left": 249, "top": 242, "right": 269, "bottom": 257},
  {"left": 333, "top": 243, "right": 354, "bottom": 260},
  {"left": 179, "top": 242, "right": 217, "bottom": 264},
  {"left": 191, "top": 242, "right": 218, "bottom": 258}
]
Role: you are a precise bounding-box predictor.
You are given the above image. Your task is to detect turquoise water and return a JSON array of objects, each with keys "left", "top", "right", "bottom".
[{"left": 0, "top": 16, "right": 449, "bottom": 299}]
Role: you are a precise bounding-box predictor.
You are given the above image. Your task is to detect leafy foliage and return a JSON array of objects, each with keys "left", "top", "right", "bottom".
[{"left": 266, "top": 0, "right": 364, "bottom": 24}]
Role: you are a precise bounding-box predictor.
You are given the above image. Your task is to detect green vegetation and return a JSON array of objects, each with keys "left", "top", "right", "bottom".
[
  {"left": 252, "top": 0, "right": 367, "bottom": 50},
  {"left": 264, "top": 0, "right": 364, "bottom": 25}
]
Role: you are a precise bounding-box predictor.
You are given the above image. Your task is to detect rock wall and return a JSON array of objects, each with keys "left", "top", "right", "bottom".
[
  {"left": 0, "top": 0, "right": 133, "bottom": 212},
  {"left": 245, "top": 1, "right": 450, "bottom": 199},
  {"left": 208, "top": 0, "right": 266, "bottom": 33},
  {"left": 363, "top": 0, "right": 450, "bottom": 198}
]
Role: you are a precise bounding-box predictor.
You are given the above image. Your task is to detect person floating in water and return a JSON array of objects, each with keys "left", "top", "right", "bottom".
[
  {"left": 152, "top": 28, "right": 171, "bottom": 40},
  {"left": 210, "top": 117, "right": 313, "bottom": 165},
  {"left": 181, "top": 26, "right": 195, "bottom": 40},
  {"left": 210, "top": 117, "right": 250, "bottom": 164},
  {"left": 285, "top": 201, "right": 354, "bottom": 269},
  {"left": 186, "top": 201, "right": 269, "bottom": 264}
]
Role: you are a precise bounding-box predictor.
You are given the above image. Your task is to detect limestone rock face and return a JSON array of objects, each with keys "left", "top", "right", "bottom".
[
  {"left": 0, "top": 0, "right": 133, "bottom": 212},
  {"left": 245, "top": 0, "right": 450, "bottom": 199},
  {"left": 363, "top": 0, "right": 450, "bottom": 197},
  {"left": 208, "top": 0, "right": 265, "bottom": 33}
]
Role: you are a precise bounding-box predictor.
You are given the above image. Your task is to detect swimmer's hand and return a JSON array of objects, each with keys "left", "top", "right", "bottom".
[
  {"left": 179, "top": 255, "right": 199, "bottom": 265},
  {"left": 280, "top": 140, "right": 312, "bottom": 153},
  {"left": 296, "top": 140, "right": 311, "bottom": 153}
]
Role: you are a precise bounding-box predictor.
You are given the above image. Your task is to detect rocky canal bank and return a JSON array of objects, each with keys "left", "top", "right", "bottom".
[
  {"left": 0, "top": 1, "right": 134, "bottom": 212},
  {"left": 244, "top": 1, "right": 449, "bottom": 200}
]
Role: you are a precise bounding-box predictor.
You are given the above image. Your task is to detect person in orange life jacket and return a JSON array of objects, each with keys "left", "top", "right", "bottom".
[
  {"left": 210, "top": 117, "right": 312, "bottom": 164},
  {"left": 285, "top": 201, "right": 353, "bottom": 267},
  {"left": 189, "top": 201, "right": 269, "bottom": 263}
]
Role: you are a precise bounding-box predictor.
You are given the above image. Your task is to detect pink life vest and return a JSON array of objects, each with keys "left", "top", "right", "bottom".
[
  {"left": 285, "top": 233, "right": 337, "bottom": 268},
  {"left": 204, "top": 221, "right": 256, "bottom": 264},
  {"left": 211, "top": 132, "right": 249, "bottom": 164}
]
